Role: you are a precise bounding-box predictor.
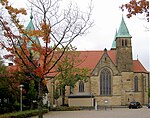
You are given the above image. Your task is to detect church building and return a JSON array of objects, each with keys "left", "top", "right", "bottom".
[
  {"left": 24, "top": 14, "right": 149, "bottom": 107},
  {"left": 46, "top": 16, "right": 149, "bottom": 107}
]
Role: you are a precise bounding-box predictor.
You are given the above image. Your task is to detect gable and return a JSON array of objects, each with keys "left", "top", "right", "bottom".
[
  {"left": 91, "top": 50, "right": 119, "bottom": 76},
  {"left": 69, "top": 49, "right": 117, "bottom": 76}
]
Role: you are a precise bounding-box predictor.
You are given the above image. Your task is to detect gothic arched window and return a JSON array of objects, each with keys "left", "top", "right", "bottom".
[
  {"left": 100, "top": 69, "right": 112, "bottom": 95},
  {"left": 79, "top": 81, "right": 84, "bottom": 92},
  {"left": 134, "top": 76, "right": 138, "bottom": 92}
]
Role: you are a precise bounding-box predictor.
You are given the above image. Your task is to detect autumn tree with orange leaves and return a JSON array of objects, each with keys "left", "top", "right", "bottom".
[
  {"left": 121, "top": 0, "right": 149, "bottom": 22},
  {"left": 0, "top": 0, "right": 93, "bottom": 117}
]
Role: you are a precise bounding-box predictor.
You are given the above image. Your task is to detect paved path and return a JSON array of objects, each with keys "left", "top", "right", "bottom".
[{"left": 32, "top": 107, "right": 150, "bottom": 118}]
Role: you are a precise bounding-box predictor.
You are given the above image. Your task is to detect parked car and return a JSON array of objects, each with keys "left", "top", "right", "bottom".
[
  {"left": 129, "top": 101, "right": 142, "bottom": 109},
  {"left": 147, "top": 103, "right": 150, "bottom": 108}
]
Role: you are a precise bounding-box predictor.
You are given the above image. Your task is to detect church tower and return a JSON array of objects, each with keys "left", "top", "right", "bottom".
[
  {"left": 26, "top": 12, "right": 40, "bottom": 49},
  {"left": 116, "top": 16, "right": 133, "bottom": 72},
  {"left": 26, "top": 11, "right": 41, "bottom": 59}
]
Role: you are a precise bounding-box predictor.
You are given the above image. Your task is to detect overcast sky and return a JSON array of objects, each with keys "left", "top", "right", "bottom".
[{"left": 6, "top": 0, "right": 150, "bottom": 71}]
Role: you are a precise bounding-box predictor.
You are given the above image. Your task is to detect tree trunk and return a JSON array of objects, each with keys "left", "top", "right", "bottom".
[
  {"left": 30, "top": 101, "right": 33, "bottom": 109},
  {"left": 38, "top": 80, "right": 43, "bottom": 118},
  {"left": 62, "top": 85, "right": 65, "bottom": 106}
]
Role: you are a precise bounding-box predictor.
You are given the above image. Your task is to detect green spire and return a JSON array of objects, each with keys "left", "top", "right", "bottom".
[
  {"left": 26, "top": 9, "right": 34, "bottom": 31},
  {"left": 111, "top": 30, "right": 117, "bottom": 49},
  {"left": 30, "top": 9, "right": 33, "bottom": 20},
  {"left": 116, "top": 16, "right": 132, "bottom": 38},
  {"left": 26, "top": 10, "right": 40, "bottom": 48}
]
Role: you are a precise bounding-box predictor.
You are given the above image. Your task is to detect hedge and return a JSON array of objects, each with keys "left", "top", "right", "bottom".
[{"left": 0, "top": 109, "right": 48, "bottom": 118}]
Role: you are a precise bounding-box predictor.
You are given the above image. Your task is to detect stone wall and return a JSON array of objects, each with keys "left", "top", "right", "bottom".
[
  {"left": 46, "top": 67, "right": 149, "bottom": 106},
  {"left": 68, "top": 98, "right": 94, "bottom": 107}
]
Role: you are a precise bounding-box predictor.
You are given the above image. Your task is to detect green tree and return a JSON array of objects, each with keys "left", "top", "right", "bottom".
[
  {"left": 53, "top": 87, "right": 60, "bottom": 106},
  {"left": 23, "top": 80, "right": 38, "bottom": 109},
  {"left": 53, "top": 88, "right": 60, "bottom": 100},
  {"left": 55, "top": 45, "right": 88, "bottom": 106},
  {"left": 0, "top": 58, "right": 17, "bottom": 113}
]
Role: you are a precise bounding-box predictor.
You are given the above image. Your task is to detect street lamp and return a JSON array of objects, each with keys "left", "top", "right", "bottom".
[{"left": 19, "top": 84, "right": 24, "bottom": 111}]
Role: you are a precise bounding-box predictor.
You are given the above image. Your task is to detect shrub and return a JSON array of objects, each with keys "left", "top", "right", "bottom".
[
  {"left": 0, "top": 109, "right": 48, "bottom": 118},
  {"left": 50, "top": 106, "right": 75, "bottom": 111},
  {"left": 50, "top": 106, "right": 92, "bottom": 111}
]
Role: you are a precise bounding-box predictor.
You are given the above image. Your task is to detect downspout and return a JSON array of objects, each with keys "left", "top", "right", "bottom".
[
  {"left": 148, "top": 72, "right": 150, "bottom": 103},
  {"left": 90, "top": 76, "right": 93, "bottom": 107},
  {"left": 142, "top": 73, "right": 145, "bottom": 105}
]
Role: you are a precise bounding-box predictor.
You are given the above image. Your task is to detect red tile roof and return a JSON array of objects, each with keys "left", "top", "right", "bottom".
[
  {"left": 77, "top": 51, "right": 103, "bottom": 71},
  {"left": 107, "top": 50, "right": 116, "bottom": 64},
  {"left": 75, "top": 50, "right": 147, "bottom": 74},
  {"left": 7, "top": 50, "right": 148, "bottom": 77},
  {"left": 76, "top": 50, "right": 116, "bottom": 74},
  {"left": 46, "top": 50, "right": 104, "bottom": 77},
  {"left": 133, "top": 60, "right": 147, "bottom": 73}
]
